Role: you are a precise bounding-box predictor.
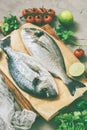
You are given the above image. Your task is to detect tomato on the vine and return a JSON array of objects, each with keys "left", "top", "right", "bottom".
[
  {"left": 22, "top": 9, "right": 28, "bottom": 16},
  {"left": 26, "top": 16, "right": 35, "bottom": 23},
  {"left": 28, "top": 8, "right": 33, "bottom": 14},
  {"left": 40, "top": 7, "right": 47, "bottom": 13},
  {"left": 21, "top": 7, "right": 56, "bottom": 25},
  {"left": 32, "top": 8, "right": 42, "bottom": 14},
  {"left": 43, "top": 15, "right": 52, "bottom": 23},
  {"left": 47, "top": 9, "right": 55, "bottom": 16},
  {"left": 35, "top": 15, "right": 43, "bottom": 23},
  {"left": 74, "top": 48, "right": 85, "bottom": 58}
]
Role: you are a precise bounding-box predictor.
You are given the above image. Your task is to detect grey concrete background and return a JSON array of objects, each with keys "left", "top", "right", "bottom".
[{"left": 0, "top": 0, "right": 87, "bottom": 130}]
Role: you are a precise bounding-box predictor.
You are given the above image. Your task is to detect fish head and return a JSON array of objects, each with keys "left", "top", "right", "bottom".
[
  {"left": 36, "top": 81, "right": 58, "bottom": 98},
  {"left": 22, "top": 28, "right": 44, "bottom": 39}
]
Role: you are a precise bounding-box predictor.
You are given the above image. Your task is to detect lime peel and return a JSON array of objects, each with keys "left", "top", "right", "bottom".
[
  {"left": 69, "top": 62, "right": 85, "bottom": 77},
  {"left": 58, "top": 10, "right": 74, "bottom": 26}
]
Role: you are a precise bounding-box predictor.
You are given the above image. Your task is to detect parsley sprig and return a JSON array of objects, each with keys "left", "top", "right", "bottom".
[
  {"left": 55, "top": 24, "right": 80, "bottom": 46},
  {"left": 0, "top": 14, "right": 21, "bottom": 35},
  {"left": 55, "top": 99, "right": 87, "bottom": 130}
]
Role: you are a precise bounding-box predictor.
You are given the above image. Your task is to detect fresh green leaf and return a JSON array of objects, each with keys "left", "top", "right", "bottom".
[
  {"left": 76, "top": 100, "right": 87, "bottom": 110},
  {"left": 0, "top": 14, "right": 21, "bottom": 35},
  {"left": 55, "top": 24, "right": 80, "bottom": 46},
  {"left": 55, "top": 99, "right": 87, "bottom": 130}
]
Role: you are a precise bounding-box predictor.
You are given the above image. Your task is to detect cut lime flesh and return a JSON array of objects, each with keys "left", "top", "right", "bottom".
[{"left": 69, "top": 62, "right": 85, "bottom": 77}]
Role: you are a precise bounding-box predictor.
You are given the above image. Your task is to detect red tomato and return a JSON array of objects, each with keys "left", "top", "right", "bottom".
[
  {"left": 22, "top": 9, "right": 28, "bottom": 16},
  {"left": 43, "top": 15, "right": 52, "bottom": 23},
  {"left": 40, "top": 7, "right": 47, "bottom": 13},
  {"left": 28, "top": 8, "right": 33, "bottom": 14},
  {"left": 35, "top": 15, "right": 43, "bottom": 23},
  {"left": 32, "top": 8, "right": 42, "bottom": 14},
  {"left": 74, "top": 49, "right": 85, "bottom": 58},
  {"left": 26, "top": 16, "right": 35, "bottom": 23},
  {"left": 47, "top": 9, "right": 55, "bottom": 16}
]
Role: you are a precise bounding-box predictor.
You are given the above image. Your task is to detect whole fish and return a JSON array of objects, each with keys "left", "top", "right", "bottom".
[
  {"left": 0, "top": 36, "right": 58, "bottom": 98},
  {"left": 21, "top": 27, "right": 86, "bottom": 96}
]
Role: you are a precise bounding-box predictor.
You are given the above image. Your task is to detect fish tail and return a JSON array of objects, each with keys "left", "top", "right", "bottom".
[
  {"left": 0, "top": 36, "right": 10, "bottom": 50},
  {"left": 64, "top": 77, "right": 86, "bottom": 96}
]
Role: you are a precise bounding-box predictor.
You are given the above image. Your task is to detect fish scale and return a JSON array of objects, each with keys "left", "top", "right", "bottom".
[{"left": 21, "top": 27, "right": 86, "bottom": 96}]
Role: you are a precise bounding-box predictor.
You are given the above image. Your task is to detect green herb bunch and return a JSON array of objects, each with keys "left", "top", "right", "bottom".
[
  {"left": 55, "top": 24, "right": 79, "bottom": 46},
  {"left": 55, "top": 99, "right": 87, "bottom": 130},
  {"left": 0, "top": 14, "right": 21, "bottom": 35}
]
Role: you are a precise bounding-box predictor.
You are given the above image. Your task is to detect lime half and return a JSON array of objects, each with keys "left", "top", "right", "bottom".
[{"left": 69, "top": 62, "right": 85, "bottom": 77}]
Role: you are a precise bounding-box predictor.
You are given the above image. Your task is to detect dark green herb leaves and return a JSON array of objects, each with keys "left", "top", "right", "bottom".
[
  {"left": 55, "top": 99, "right": 87, "bottom": 130},
  {"left": 55, "top": 111, "right": 87, "bottom": 130},
  {"left": 55, "top": 24, "right": 79, "bottom": 46},
  {"left": 76, "top": 99, "right": 87, "bottom": 111},
  {"left": 0, "top": 14, "right": 21, "bottom": 35}
]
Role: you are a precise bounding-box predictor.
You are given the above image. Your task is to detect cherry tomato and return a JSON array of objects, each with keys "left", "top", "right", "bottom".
[
  {"left": 47, "top": 9, "right": 55, "bottom": 16},
  {"left": 22, "top": 9, "right": 28, "bottom": 16},
  {"left": 35, "top": 15, "right": 43, "bottom": 24},
  {"left": 43, "top": 15, "right": 52, "bottom": 23},
  {"left": 28, "top": 8, "right": 33, "bottom": 14},
  {"left": 26, "top": 16, "right": 35, "bottom": 23},
  {"left": 21, "top": 8, "right": 56, "bottom": 25},
  {"left": 40, "top": 7, "right": 47, "bottom": 13},
  {"left": 32, "top": 8, "right": 42, "bottom": 14},
  {"left": 74, "top": 48, "right": 85, "bottom": 58}
]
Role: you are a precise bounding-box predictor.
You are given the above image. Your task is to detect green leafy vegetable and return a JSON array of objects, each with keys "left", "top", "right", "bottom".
[
  {"left": 55, "top": 24, "right": 80, "bottom": 46},
  {"left": 55, "top": 99, "right": 87, "bottom": 130},
  {"left": 76, "top": 99, "right": 87, "bottom": 111},
  {"left": 0, "top": 14, "right": 21, "bottom": 35}
]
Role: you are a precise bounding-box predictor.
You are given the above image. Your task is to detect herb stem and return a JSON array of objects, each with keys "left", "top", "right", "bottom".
[
  {"left": 67, "top": 39, "right": 80, "bottom": 46},
  {"left": 55, "top": 24, "right": 80, "bottom": 46}
]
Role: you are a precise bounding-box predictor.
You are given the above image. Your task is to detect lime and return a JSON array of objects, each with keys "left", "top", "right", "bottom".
[
  {"left": 58, "top": 10, "right": 74, "bottom": 26},
  {"left": 69, "top": 62, "right": 85, "bottom": 77}
]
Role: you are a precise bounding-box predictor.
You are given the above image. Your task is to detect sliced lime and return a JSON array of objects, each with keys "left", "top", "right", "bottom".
[{"left": 69, "top": 62, "right": 85, "bottom": 77}]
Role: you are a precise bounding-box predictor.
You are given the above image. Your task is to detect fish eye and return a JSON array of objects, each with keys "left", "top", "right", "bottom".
[
  {"left": 41, "top": 88, "right": 48, "bottom": 93},
  {"left": 34, "top": 31, "right": 44, "bottom": 37},
  {"left": 40, "top": 88, "right": 49, "bottom": 97},
  {"left": 30, "top": 28, "right": 36, "bottom": 31}
]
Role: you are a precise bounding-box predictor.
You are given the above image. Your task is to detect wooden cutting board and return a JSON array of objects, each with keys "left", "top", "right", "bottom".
[{"left": 0, "top": 23, "right": 87, "bottom": 121}]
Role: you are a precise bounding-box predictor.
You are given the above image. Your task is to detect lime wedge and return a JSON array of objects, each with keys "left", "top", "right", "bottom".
[{"left": 69, "top": 62, "right": 85, "bottom": 77}]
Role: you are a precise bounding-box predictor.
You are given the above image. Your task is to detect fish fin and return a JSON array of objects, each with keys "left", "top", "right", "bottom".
[
  {"left": 31, "top": 66, "right": 40, "bottom": 72},
  {"left": 0, "top": 36, "right": 11, "bottom": 50},
  {"left": 65, "top": 77, "right": 86, "bottom": 96},
  {"left": 26, "top": 63, "right": 40, "bottom": 73}
]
